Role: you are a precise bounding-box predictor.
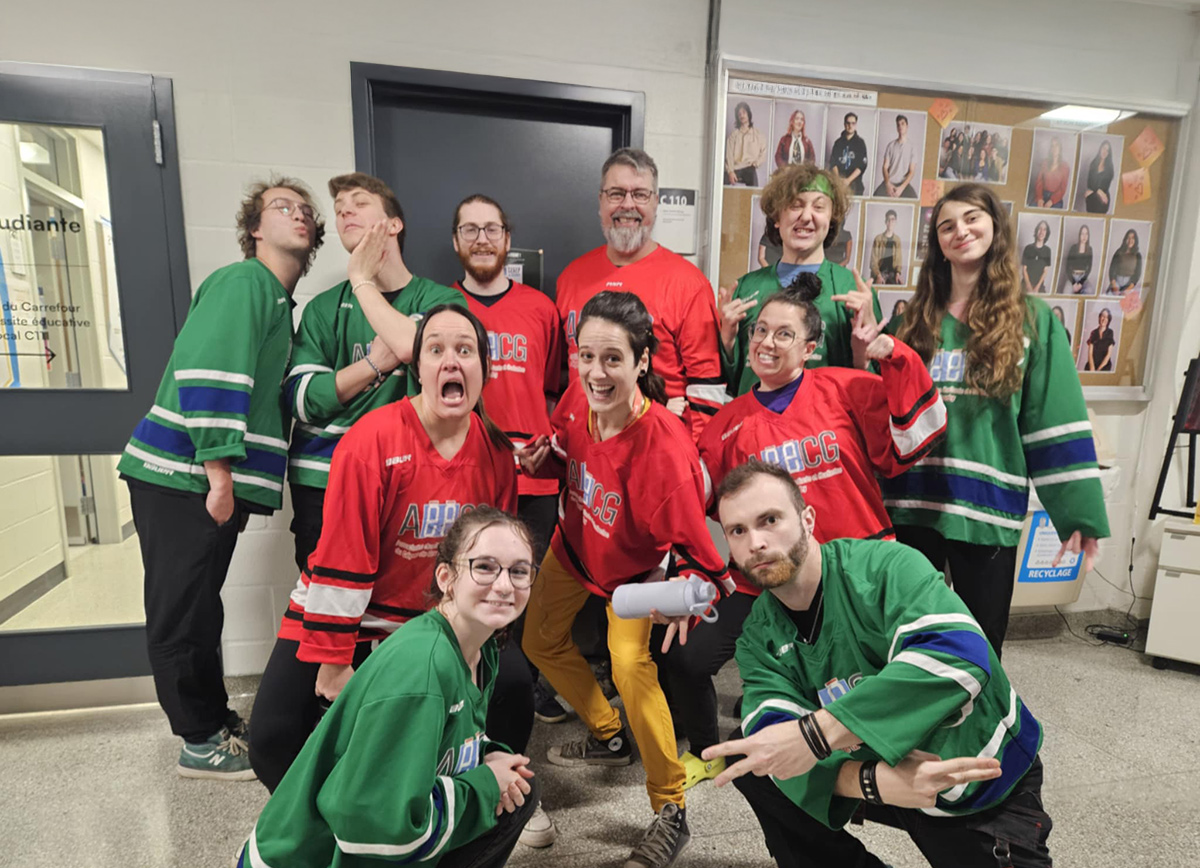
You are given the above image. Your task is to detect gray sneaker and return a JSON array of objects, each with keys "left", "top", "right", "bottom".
[
  {"left": 623, "top": 803, "right": 690, "bottom": 868},
  {"left": 178, "top": 727, "right": 256, "bottom": 781},
  {"left": 547, "top": 726, "right": 632, "bottom": 767}
]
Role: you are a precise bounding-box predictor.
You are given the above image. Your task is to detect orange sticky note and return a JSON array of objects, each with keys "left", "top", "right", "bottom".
[
  {"left": 928, "top": 98, "right": 958, "bottom": 128},
  {"left": 1129, "top": 126, "right": 1165, "bottom": 168},
  {"left": 1121, "top": 167, "right": 1151, "bottom": 205},
  {"left": 1120, "top": 289, "right": 1143, "bottom": 316},
  {"left": 921, "top": 179, "right": 945, "bottom": 206}
]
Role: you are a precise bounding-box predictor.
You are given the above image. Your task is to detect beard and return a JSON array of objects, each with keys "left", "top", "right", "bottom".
[
  {"left": 737, "top": 532, "right": 808, "bottom": 591},
  {"left": 603, "top": 209, "right": 654, "bottom": 255},
  {"left": 459, "top": 242, "right": 507, "bottom": 284}
]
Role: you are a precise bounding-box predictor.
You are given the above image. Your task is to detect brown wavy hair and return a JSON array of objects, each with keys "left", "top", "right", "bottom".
[
  {"left": 759, "top": 163, "right": 849, "bottom": 249},
  {"left": 896, "top": 183, "right": 1031, "bottom": 400},
  {"left": 235, "top": 175, "right": 325, "bottom": 275}
]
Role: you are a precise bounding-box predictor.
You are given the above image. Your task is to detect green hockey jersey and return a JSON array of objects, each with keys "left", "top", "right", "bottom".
[
  {"left": 285, "top": 278, "right": 463, "bottom": 488},
  {"left": 720, "top": 259, "right": 882, "bottom": 397},
  {"left": 116, "top": 258, "right": 293, "bottom": 510},
  {"left": 882, "top": 296, "right": 1110, "bottom": 547},
  {"left": 244, "top": 610, "right": 505, "bottom": 867},
  {"left": 737, "top": 538, "right": 1042, "bottom": 830}
]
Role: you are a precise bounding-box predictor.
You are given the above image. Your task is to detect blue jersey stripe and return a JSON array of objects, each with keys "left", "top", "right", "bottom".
[
  {"left": 237, "top": 447, "right": 288, "bottom": 478},
  {"left": 402, "top": 785, "right": 448, "bottom": 864},
  {"left": 132, "top": 418, "right": 195, "bottom": 459},
  {"left": 1024, "top": 437, "right": 1097, "bottom": 475},
  {"left": 748, "top": 709, "right": 802, "bottom": 735},
  {"left": 900, "top": 630, "right": 992, "bottom": 676},
  {"left": 882, "top": 471, "right": 1029, "bottom": 517},
  {"left": 179, "top": 385, "right": 252, "bottom": 416},
  {"left": 943, "top": 701, "right": 1041, "bottom": 812},
  {"left": 295, "top": 434, "right": 338, "bottom": 458}
]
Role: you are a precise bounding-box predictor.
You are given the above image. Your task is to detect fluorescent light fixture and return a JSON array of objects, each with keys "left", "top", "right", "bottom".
[
  {"left": 19, "top": 141, "right": 51, "bottom": 165},
  {"left": 1038, "top": 105, "right": 1124, "bottom": 126}
]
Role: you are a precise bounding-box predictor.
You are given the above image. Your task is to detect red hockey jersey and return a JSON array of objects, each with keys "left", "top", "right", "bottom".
[
  {"left": 279, "top": 398, "right": 518, "bottom": 664},
  {"left": 543, "top": 398, "right": 733, "bottom": 598},
  {"left": 455, "top": 280, "right": 563, "bottom": 498},
  {"left": 556, "top": 245, "right": 725, "bottom": 442},
  {"left": 699, "top": 339, "right": 946, "bottom": 594}
]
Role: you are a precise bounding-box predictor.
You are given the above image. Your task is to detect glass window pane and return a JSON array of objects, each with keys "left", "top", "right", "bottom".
[{"left": 1, "top": 123, "right": 128, "bottom": 390}]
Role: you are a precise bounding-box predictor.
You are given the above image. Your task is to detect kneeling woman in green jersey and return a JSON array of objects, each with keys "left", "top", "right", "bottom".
[{"left": 238, "top": 506, "right": 539, "bottom": 868}]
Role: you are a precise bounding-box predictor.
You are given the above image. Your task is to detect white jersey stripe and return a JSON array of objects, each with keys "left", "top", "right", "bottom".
[
  {"left": 427, "top": 777, "right": 458, "bottom": 859},
  {"left": 913, "top": 457, "right": 1028, "bottom": 488},
  {"left": 1021, "top": 421, "right": 1092, "bottom": 445},
  {"left": 247, "top": 823, "right": 275, "bottom": 868},
  {"left": 892, "top": 650, "right": 983, "bottom": 702},
  {"left": 1031, "top": 467, "right": 1101, "bottom": 486},
  {"left": 230, "top": 472, "right": 284, "bottom": 492},
  {"left": 891, "top": 396, "right": 947, "bottom": 458},
  {"left": 174, "top": 368, "right": 255, "bottom": 387},
  {"left": 888, "top": 613, "right": 983, "bottom": 662},
  {"left": 883, "top": 499, "right": 1025, "bottom": 531},
  {"left": 288, "top": 458, "right": 331, "bottom": 472},
  {"left": 288, "top": 363, "right": 334, "bottom": 376},
  {"left": 741, "top": 697, "right": 810, "bottom": 733},
  {"left": 934, "top": 688, "right": 1018, "bottom": 806},
  {"left": 304, "top": 584, "right": 373, "bottom": 619},
  {"left": 124, "top": 444, "right": 205, "bottom": 476},
  {"left": 297, "top": 420, "right": 351, "bottom": 436},
  {"left": 294, "top": 373, "right": 313, "bottom": 424},
  {"left": 245, "top": 432, "right": 289, "bottom": 451},
  {"left": 336, "top": 790, "right": 440, "bottom": 856},
  {"left": 686, "top": 382, "right": 730, "bottom": 404}
]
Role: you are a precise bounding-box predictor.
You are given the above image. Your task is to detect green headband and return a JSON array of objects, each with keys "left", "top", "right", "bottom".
[{"left": 800, "top": 175, "right": 834, "bottom": 197}]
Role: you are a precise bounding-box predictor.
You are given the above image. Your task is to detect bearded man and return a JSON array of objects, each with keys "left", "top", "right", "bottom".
[{"left": 553, "top": 148, "right": 724, "bottom": 442}]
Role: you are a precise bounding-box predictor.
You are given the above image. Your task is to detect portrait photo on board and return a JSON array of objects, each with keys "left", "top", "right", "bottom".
[
  {"left": 878, "top": 289, "right": 915, "bottom": 327},
  {"left": 1074, "top": 132, "right": 1123, "bottom": 215},
  {"left": 1048, "top": 298, "right": 1081, "bottom": 351},
  {"left": 1026, "top": 129, "right": 1079, "bottom": 210},
  {"left": 1057, "top": 216, "right": 1106, "bottom": 295},
  {"left": 872, "top": 109, "right": 926, "bottom": 199},
  {"left": 827, "top": 198, "right": 861, "bottom": 271},
  {"left": 725, "top": 96, "right": 773, "bottom": 188},
  {"left": 748, "top": 194, "right": 781, "bottom": 271},
  {"left": 915, "top": 206, "right": 934, "bottom": 262},
  {"left": 862, "top": 200, "right": 914, "bottom": 286},
  {"left": 825, "top": 106, "right": 877, "bottom": 197},
  {"left": 771, "top": 101, "right": 827, "bottom": 170},
  {"left": 1102, "top": 219, "right": 1152, "bottom": 295},
  {"left": 1016, "top": 212, "right": 1062, "bottom": 295},
  {"left": 1077, "top": 299, "right": 1123, "bottom": 373}
]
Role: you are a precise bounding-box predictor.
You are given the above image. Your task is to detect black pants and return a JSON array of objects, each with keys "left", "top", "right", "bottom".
[
  {"left": 250, "top": 637, "right": 534, "bottom": 793},
  {"left": 733, "top": 735, "right": 1053, "bottom": 868},
  {"left": 662, "top": 590, "right": 757, "bottom": 754},
  {"left": 734, "top": 166, "right": 759, "bottom": 187},
  {"left": 512, "top": 494, "right": 559, "bottom": 680},
  {"left": 894, "top": 526, "right": 1018, "bottom": 657},
  {"left": 129, "top": 482, "right": 240, "bottom": 743},
  {"left": 289, "top": 482, "right": 326, "bottom": 574},
  {"left": 433, "top": 775, "right": 542, "bottom": 868}
]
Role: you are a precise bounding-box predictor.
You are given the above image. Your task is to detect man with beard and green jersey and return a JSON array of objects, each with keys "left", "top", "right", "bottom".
[
  {"left": 284, "top": 173, "right": 464, "bottom": 572},
  {"left": 704, "top": 460, "right": 1054, "bottom": 868},
  {"left": 717, "top": 164, "right": 881, "bottom": 398}
]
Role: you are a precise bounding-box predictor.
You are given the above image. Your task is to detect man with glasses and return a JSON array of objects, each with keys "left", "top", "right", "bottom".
[
  {"left": 283, "top": 173, "right": 463, "bottom": 576},
  {"left": 450, "top": 193, "right": 565, "bottom": 848},
  {"left": 117, "top": 176, "right": 324, "bottom": 780},
  {"left": 556, "top": 148, "right": 724, "bottom": 442}
]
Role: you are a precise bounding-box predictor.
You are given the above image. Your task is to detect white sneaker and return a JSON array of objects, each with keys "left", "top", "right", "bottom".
[{"left": 519, "top": 804, "right": 557, "bottom": 848}]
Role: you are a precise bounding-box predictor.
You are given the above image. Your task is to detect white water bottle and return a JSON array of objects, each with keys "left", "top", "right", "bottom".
[{"left": 612, "top": 575, "right": 719, "bottom": 623}]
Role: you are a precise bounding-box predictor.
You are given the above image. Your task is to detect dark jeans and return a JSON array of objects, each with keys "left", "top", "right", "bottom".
[
  {"left": 129, "top": 482, "right": 240, "bottom": 743},
  {"left": 732, "top": 732, "right": 1053, "bottom": 868},
  {"left": 250, "top": 637, "right": 534, "bottom": 793},
  {"left": 289, "top": 482, "right": 326, "bottom": 574},
  {"left": 734, "top": 166, "right": 759, "bottom": 187},
  {"left": 512, "top": 493, "right": 559, "bottom": 680},
  {"left": 894, "top": 526, "right": 1019, "bottom": 657},
  {"left": 661, "top": 590, "right": 757, "bottom": 753}
]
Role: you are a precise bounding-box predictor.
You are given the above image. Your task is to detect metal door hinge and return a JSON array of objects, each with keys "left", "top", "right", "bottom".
[
  {"left": 152, "top": 120, "right": 164, "bottom": 165},
  {"left": 80, "top": 495, "right": 96, "bottom": 516}
]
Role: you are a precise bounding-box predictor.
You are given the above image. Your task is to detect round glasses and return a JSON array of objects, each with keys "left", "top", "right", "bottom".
[
  {"left": 463, "top": 556, "right": 537, "bottom": 589},
  {"left": 750, "top": 323, "right": 799, "bottom": 349},
  {"left": 457, "top": 223, "right": 507, "bottom": 242},
  {"left": 264, "top": 198, "right": 316, "bottom": 220}
]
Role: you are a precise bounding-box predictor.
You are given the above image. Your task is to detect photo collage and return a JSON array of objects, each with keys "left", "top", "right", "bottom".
[{"left": 727, "top": 87, "right": 1158, "bottom": 377}]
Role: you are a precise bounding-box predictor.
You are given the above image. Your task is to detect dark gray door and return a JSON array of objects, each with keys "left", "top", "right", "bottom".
[{"left": 351, "top": 64, "right": 644, "bottom": 296}]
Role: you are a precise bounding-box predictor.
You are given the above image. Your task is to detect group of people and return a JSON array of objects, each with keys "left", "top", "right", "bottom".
[
  {"left": 938, "top": 126, "right": 1009, "bottom": 183},
  {"left": 120, "top": 147, "right": 1109, "bottom": 868}
]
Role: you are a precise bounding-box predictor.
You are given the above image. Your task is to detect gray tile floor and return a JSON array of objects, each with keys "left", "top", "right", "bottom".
[{"left": 2, "top": 629, "right": 1197, "bottom": 867}]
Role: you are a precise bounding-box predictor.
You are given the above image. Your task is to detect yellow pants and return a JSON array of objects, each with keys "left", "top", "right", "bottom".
[{"left": 522, "top": 548, "right": 685, "bottom": 812}]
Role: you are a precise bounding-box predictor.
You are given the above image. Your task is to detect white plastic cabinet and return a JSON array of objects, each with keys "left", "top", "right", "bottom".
[{"left": 1145, "top": 522, "right": 1200, "bottom": 668}]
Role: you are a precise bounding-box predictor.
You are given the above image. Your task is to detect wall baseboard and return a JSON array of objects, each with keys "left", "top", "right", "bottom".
[{"left": 0, "top": 561, "right": 68, "bottom": 626}]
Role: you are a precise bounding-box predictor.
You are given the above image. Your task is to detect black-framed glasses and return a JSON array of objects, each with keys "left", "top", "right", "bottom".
[
  {"left": 463, "top": 556, "right": 537, "bottom": 589},
  {"left": 457, "top": 223, "right": 507, "bottom": 242},
  {"left": 750, "top": 323, "right": 800, "bottom": 349},
  {"left": 264, "top": 198, "right": 316, "bottom": 220},
  {"left": 601, "top": 187, "right": 655, "bottom": 205}
]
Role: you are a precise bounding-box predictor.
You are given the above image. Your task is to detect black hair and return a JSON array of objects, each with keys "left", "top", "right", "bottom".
[
  {"left": 757, "top": 271, "right": 825, "bottom": 347},
  {"left": 576, "top": 291, "right": 668, "bottom": 405},
  {"left": 411, "top": 304, "right": 512, "bottom": 451},
  {"left": 734, "top": 101, "right": 754, "bottom": 127},
  {"left": 844, "top": 112, "right": 858, "bottom": 124},
  {"left": 896, "top": 114, "right": 909, "bottom": 125}
]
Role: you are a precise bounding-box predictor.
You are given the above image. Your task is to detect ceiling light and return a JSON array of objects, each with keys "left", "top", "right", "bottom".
[{"left": 1038, "top": 105, "right": 1127, "bottom": 129}]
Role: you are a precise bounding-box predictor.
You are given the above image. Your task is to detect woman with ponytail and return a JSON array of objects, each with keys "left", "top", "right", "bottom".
[
  {"left": 669, "top": 270, "right": 946, "bottom": 790},
  {"left": 250, "top": 305, "right": 536, "bottom": 796},
  {"left": 517, "top": 291, "right": 731, "bottom": 868},
  {"left": 887, "top": 183, "right": 1109, "bottom": 656}
]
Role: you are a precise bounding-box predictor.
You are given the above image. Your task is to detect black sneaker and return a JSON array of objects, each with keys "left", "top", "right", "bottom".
[
  {"left": 546, "top": 726, "right": 632, "bottom": 767},
  {"left": 225, "top": 710, "right": 250, "bottom": 741},
  {"left": 534, "top": 681, "right": 569, "bottom": 724},
  {"left": 623, "top": 803, "right": 690, "bottom": 868},
  {"left": 592, "top": 660, "right": 618, "bottom": 701}
]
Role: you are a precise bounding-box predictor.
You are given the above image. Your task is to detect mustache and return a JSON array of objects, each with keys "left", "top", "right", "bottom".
[{"left": 612, "top": 209, "right": 642, "bottom": 221}]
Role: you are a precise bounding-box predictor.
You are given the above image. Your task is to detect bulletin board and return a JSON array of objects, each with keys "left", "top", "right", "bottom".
[{"left": 709, "top": 63, "right": 1189, "bottom": 400}]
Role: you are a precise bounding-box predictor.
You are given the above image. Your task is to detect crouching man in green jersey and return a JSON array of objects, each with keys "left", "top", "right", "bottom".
[{"left": 704, "top": 459, "right": 1053, "bottom": 867}]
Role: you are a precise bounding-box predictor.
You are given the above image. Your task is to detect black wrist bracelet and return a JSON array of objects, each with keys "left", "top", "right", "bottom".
[
  {"left": 799, "top": 714, "right": 832, "bottom": 761},
  {"left": 859, "top": 760, "right": 884, "bottom": 805}
]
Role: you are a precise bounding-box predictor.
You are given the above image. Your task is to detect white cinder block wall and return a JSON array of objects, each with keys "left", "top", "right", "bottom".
[{"left": 2, "top": 0, "right": 1198, "bottom": 673}]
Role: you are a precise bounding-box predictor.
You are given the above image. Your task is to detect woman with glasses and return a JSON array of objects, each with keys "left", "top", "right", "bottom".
[
  {"left": 240, "top": 507, "right": 541, "bottom": 868},
  {"left": 250, "top": 305, "right": 534, "bottom": 797},
  {"left": 667, "top": 271, "right": 946, "bottom": 790},
  {"left": 517, "top": 291, "right": 732, "bottom": 868}
]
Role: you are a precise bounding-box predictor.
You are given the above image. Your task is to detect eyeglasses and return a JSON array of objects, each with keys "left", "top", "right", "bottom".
[
  {"left": 457, "top": 223, "right": 507, "bottom": 242},
  {"left": 601, "top": 187, "right": 656, "bottom": 205},
  {"left": 750, "top": 323, "right": 800, "bottom": 349},
  {"left": 263, "top": 198, "right": 316, "bottom": 220},
  {"left": 463, "top": 556, "right": 538, "bottom": 589}
]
